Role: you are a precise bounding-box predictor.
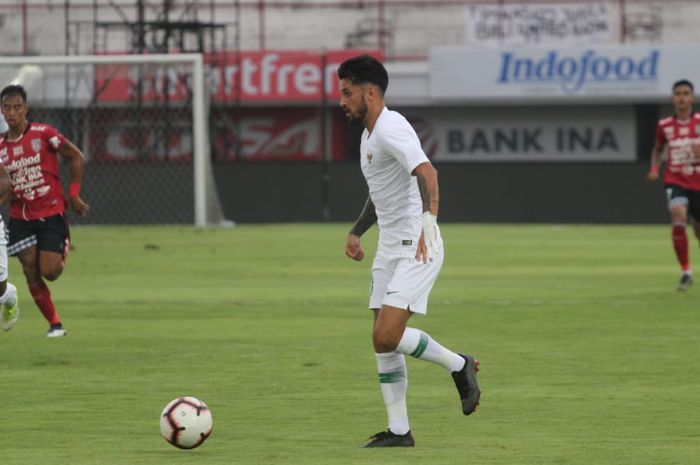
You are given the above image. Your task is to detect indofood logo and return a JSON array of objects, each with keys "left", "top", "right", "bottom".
[{"left": 497, "top": 49, "right": 659, "bottom": 93}]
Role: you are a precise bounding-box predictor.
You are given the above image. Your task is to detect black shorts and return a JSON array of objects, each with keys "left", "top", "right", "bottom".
[
  {"left": 665, "top": 184, "right": 700, "bottom": 220},
  {"left": 7, "top": 214, "right": 70, "bottom": 257}
]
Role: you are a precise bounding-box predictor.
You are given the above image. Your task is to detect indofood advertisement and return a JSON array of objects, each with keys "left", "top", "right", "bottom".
[{"left": 429, "top": 44, "right": 696, "bottom": 101}]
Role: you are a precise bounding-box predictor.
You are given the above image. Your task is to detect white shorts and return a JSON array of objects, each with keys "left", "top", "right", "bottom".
[
  {"left": 369, "top": 246, "right": 444, "bottom": 315},
  {"left": 0, "top": 218, "right": 8, "bottom": 282}
]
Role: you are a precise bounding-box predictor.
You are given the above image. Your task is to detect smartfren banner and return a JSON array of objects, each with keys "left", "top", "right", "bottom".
[
  {"left": 429, "top": 44, "right": 697, "bottom": 101},
  {"left": 94, "top": 49, "right": 381, "bottom": 102}
]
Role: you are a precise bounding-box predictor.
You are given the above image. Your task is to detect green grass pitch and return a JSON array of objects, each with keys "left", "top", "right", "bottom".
[{"left": 1, "top": 224, "right": 698, "bottom": 465}]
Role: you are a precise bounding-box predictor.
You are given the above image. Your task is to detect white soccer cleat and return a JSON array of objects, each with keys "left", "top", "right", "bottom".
[
  {"left": 46, "top": 323, "right": 67, "bottom": 338},
  {"left": 0, "top": 301, "right": 19, "bottom": 331}
]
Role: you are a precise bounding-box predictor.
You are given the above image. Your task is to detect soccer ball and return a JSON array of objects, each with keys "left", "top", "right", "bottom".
[{"left": 160, "top": 396, "right": 213, "bottom": 449}]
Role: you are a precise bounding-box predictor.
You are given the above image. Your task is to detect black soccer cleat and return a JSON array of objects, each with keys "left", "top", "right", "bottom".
[
  {"left": 677, "top": 274, "right": 693, "bottom": 292},
  {"left": 363, "top": 430, "right": 415, "bottom": 448},
  {"left": 451, "top": 354, "right": 481, "bottom": 415}
]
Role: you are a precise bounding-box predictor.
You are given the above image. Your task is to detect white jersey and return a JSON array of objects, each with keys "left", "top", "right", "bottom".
[
  {"left": 360, "top": 106, "right": 442, "bottom": 257},
  {"left": 0, "top": 115, "right": 7, "bottom": 134}
]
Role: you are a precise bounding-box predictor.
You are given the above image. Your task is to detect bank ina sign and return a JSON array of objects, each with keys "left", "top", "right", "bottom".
[{"left": 497, "top": 49, "right": 659, "bottom": 93}]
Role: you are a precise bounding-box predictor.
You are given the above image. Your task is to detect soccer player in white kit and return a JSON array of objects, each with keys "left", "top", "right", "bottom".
[
  {"left": 0, "top": 113, "right": 19, "bottom": 331},
  {"left": 338, "top": 55, "right": 480, "bottom": 448}
]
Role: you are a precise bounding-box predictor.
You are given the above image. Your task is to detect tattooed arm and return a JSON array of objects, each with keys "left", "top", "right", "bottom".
[
  {"left": 350, "top": 195, "right": 377, "bottom": 236},
  {"left": 345, "top": 195, "right": 376, "bottom": 261},
  {"left": 413, "top": 162, "right": 439, "bottom": 216}
]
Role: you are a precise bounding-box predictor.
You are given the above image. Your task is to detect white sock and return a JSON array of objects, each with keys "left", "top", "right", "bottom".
[
  {"left": 0, "top": 282, "right": 17, "bottom": 306},
  {"left": 396, "top": 327, "right": 465, "bottom": 372},
  {"left": 375, "top": 352, "right": 410, "bottom": 435}
]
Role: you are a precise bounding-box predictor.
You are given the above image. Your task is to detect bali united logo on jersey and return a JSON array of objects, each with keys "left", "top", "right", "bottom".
[
  {"left": 367, "top": 152, "right": 373, "bottom": 164},
  {"left": 31, "top": 138, "right": 41, "bottom": 153},
  {"left": 49, "top": 135, "right": 61, "bottom": 150}
]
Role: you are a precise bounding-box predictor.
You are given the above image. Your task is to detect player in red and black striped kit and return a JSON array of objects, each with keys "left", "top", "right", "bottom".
[
  {"left": 647, "top": 79, "right": 700, "bottom": 291},
  {"left": 0, "top": 85, "right": 89, "bottom": 337}
]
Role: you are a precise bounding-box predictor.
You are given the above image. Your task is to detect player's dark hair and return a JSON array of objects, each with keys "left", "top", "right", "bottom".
[
  {"left": 338, "top": 55, "right": 388, "bottom": 95},
  {"left": 0, "top": 84, "right": 27, "bottom": 103},
  {"left": 673, "top": 79, "right": 694, "bottom": 93}
]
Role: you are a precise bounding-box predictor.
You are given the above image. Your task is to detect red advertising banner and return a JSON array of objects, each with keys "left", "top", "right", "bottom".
[
  {"left": 95, "top": 50, "right": 381, "bottom": 102},
  {"left": 212, "top": 107, "right": 350, "bottom": 161},
  {"left": 88, "top": 108, "right": 193, "bottom": 162},
  {"left": 89, "top": 107, "right": 352, "bottom": 162}
]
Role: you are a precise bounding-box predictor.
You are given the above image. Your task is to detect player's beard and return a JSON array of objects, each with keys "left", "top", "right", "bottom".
[{"left": 345, "top": 101, "right": 368, "bottom": 126}]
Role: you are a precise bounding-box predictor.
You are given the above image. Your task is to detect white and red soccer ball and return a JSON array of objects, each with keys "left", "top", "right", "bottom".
[{"left": 160, "top": 396, "right": 213, "bottom": 449}]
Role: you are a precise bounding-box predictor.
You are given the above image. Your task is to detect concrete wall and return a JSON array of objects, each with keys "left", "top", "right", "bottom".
[
  {"left": 63, "top": 159, "right": 667, "bottom": 225},
  {"left": 211, "top": 162, "right": 668, "bottom": 224}
]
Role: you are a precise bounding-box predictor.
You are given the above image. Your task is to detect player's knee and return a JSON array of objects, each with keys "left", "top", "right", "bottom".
[
  {"left": 42, "top": 272, "right": 61, "bottom": 282},
  {"left": 42, "top": 267, "right": 63, "bottom": 282},
  {"left": 372, "top": 327, "right": 400, "bottom": 353}
]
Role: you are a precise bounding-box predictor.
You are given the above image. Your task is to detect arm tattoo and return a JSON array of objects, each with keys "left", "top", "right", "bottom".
[
  {"left": 350, "top": 195, "right": 377, "bottom": 236},
  {"left": 416, "top": 171, "right": 439, "bottom": 214}
]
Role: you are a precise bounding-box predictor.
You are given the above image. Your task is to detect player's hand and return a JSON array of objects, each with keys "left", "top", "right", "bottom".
[
  {"left": 646, "top": 170, "right": 659, "bottom": 182},
  {"left": 416, "top": 232, "right": 429, "bottom": 263},
  {"left": 345, "top": 234, "right": 365, "bottom": 261},
  {"left": 70, "top": 195, "right": 90, "bottom": 217},
  {"left": 417, "top": 212, "right": 438, "bottom": 263},
  {"left": 691, "top": 143, "right": 700, "bottom": 159}
]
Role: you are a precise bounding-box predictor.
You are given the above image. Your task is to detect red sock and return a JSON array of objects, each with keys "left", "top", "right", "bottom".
[
  {"left": 28, "top": 281, "right": 60, "bottom": 326},
  {"left": 672, "top": 223, "right": 690, "bottom": 272}
]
